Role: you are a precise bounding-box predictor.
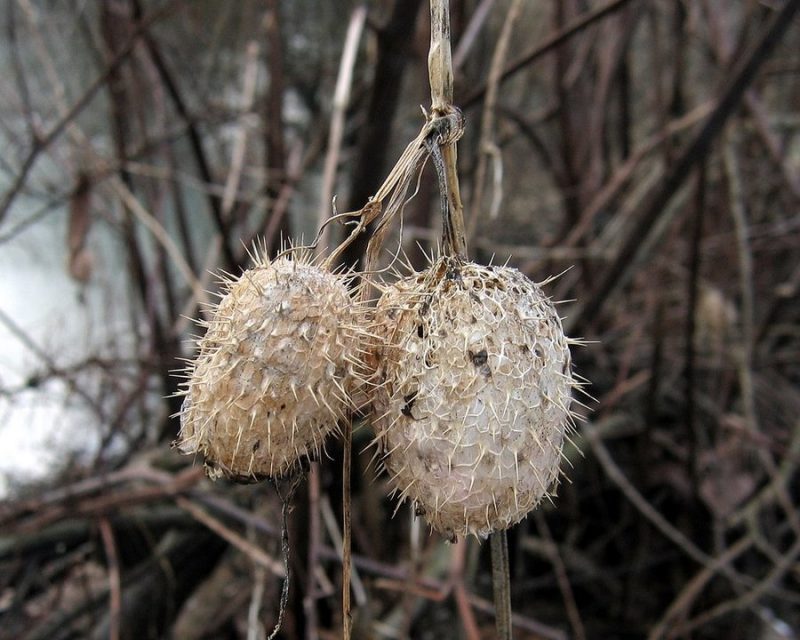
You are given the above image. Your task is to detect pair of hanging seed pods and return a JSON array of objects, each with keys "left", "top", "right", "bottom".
[{"left": 177, "top": 240, "right": 577, "bottom": 539}]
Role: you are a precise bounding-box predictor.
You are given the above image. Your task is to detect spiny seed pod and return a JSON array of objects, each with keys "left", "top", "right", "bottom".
[
  {"left": 370, "top": 256, "right": 577, "bottom": 539},
  {"left": 177, "top": 253, "right": 366, "bottom": 481}
]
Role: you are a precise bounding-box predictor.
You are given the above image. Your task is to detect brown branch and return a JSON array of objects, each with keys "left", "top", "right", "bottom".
[
  {"left": 683, "top": 165, "right": 706, "bottom": 495},
  {"left": 465, "top": 0, "right": 523, "bottom": 242},
  {"left": 98, "top": 518, "right": 122, "bottom": 640},
  {"left": 258, "top": 0, "right": 293, "bottom": 258},
  {"left": 337, "top": 0, "right": 425, "bottom": 270},
  {"left": 130, "top": 0, "right": 237, "bottom": 269},
  {"left": 10, "top": 467, "right": 203, "bottom": 534},
  {"left": 534, "top": 511, "right": 587, "bottom": 640},
  {"left": 317, "top": 6, "right": 368, "bottom": 253},
  {"left": 0, "top": 1, "right": 177, "bottom": 224},
  {"left": 567, "top": 0, "right": 800, "bottom": 333},
  {"left": 461, "top": 0, "right": 634, "bottom": 108},
  {"left": 175, "top": 496, "right": 285, "bottom": 577}
]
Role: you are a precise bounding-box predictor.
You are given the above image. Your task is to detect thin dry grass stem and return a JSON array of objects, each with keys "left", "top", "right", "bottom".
[
  {"left": 317, "top": 6, "right": 367, "bottom": 254},
  {"left": 428, "top": 0, "right": 466, "bottom": 259},
  {"left": 110, "top": 176, "right": 205, "bottom": 304},
  {"left": 247, "top": 564, "right": 267, "bottom": 640},
  {"left": 452, "top": 0, "right": 496, "bottom": 71},
  {"left": 647, "top": 536, "right": 753, "bottom": 640},
  {"left": 332, "top": 108, "right": 463, "bottom": 279},
  {"left": 98, "top": 517, "right": 121, "bottom": 640},
  {"left": 320, "top": 495, "right": 367, "bottom": 607},
  {"left": 0, "top": 1, "right": 178, "bottom": 223},
  {"left": 466, "top": 0, "right": 523, "bottom": 243},
  {"left": 534, "top": 510, "right": 586, "bottom": 640},
  {"left": 175, "top": 496, "right": 285, "bottom": 577},
  {"left": 221, "top": 40, "right": 260, "bottom": 220},
  {"left": 725, "top": 136, "right": 800, "bottom": 540}
]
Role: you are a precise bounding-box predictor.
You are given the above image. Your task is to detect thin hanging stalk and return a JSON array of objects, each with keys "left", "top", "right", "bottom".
[
  {"left": 268, "top": 474, "right": 303, "bottom": 640},
  {"left": 342, "top": 417, "right": 353, "bottom": 640},
  {"left": 430, "top": 1, "right": 512, "bottom": 637},
  {"left": 491, "top": 531, "right": 513, "bottom": 640}
]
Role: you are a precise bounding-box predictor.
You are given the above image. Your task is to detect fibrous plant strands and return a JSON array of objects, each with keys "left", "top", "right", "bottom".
[
  {"left": 369, "top": 255, "right": 577, "bottom": 539},
  {"left": 177, "top": 252, "right": 368, "bottom": 481}
]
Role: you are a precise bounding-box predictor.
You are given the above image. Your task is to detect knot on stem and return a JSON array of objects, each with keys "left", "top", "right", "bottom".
[{"left": 425, "top": 106, "right": 465, "bottom": 147}]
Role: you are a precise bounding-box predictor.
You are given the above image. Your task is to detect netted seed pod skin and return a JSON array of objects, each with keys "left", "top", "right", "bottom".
[
  {"left": 178, "top": 257, "right": 359, "bottom": 480},
  {"left": 371, "top": 257, "right": 575, "bottom": 538}
]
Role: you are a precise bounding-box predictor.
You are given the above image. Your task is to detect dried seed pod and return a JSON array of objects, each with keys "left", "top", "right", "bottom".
[
  {"left": 370, "top": 256, "right": 576, "bottom": 539},
  {"left": 177, "top": 254, "right": 364, "bottom": 480}
]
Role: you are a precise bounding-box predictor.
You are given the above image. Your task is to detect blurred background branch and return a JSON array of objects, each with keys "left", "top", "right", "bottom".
[{"left": 0, "top": 1, "right": 798, "bottom": 638}]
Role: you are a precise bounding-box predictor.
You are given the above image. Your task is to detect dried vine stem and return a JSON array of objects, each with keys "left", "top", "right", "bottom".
[
  {"left": 432, "top": 1, "right": 511, "bottom": 638},
  {"left": 431, "top": 2, "right": 512, "bottom": 638},
  {"left": 428, "top": 0, "right": 467, "bottom": 259}
]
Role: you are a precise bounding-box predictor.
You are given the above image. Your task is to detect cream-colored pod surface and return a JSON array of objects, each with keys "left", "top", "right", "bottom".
[
  {"left": 371, "top": 257, "right": 576, "bottom": 539},
  {"left": 178, "top": 256, "right": 364, "bottom": 480}
]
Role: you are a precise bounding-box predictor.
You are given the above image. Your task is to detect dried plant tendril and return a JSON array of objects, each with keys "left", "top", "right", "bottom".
[
  {"left": 370, "top": 255, "right": 578, "bottom": 539},
  {"left": 176, "top": 252, "right": 367, "bottom": 481}
]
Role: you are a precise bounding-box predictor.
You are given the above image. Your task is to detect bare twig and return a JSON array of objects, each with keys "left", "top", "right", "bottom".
[
  {"left": 175, "top": 495, "right": 285, "bottom": 576},
  {"left": 109, "top": 176, "right": 205, "bottom": 304},
  {"left": 131, "top": 0, "right": 237, "bottom": 269},
  {"left": 304, "top": 463, "right": 321, "bottom": 640},
  {"left": 221, "top": 41, "right": 260, "bottom": 220},
  {"left": 0, "top": 1, "right": 177, "bottom": 224},
  {"left": 317, "top": 6, "right": 367, "bottom": 253},
  {"left": 466, "top": 0, "right": 523, "bottom": 242},
  {"left": 462, "top": 0, "right": 633, "bottom": 108},
  {"left": 98, "top": 517, "right": 122, "bottom": 640},
  {"left": 534, "top": 511, "right": 586, "bottom": 640},
  {"left": 568, "top": 0, "right": 800, "bottom": 332}
]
